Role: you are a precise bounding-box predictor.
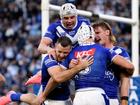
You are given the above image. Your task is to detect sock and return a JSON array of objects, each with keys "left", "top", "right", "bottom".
[{"left": 10, "top": 93, "right": 22, "bottom": 101}]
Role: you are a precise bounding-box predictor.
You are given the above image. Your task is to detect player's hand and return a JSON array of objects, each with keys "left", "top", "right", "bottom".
[
  {"left": 121, "top": 100, "right": 128, "bottom": 105},
  {"left": 77, "top": 56, "right": 93, "bottom": 70},
  {"left": 47, "top": 47, "right": 56, "bottom": 59},
  {"left": 69, "top": 59, "right": 78, "bottom": 68}
]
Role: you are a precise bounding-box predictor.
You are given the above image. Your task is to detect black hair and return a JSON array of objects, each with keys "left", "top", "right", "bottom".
[{"left": 56, "top": 36, "right": 72, "bottom": 47}]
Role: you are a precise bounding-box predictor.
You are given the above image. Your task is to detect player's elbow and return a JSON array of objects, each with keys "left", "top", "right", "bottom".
[
  {"left": 53, "top": 78, "right": 63, "bottom": 83},
  {"left": 126, "top": 64, "right": 134, "bottom": 76},
  {"left": 38, "top": 45, "right": 46, "bottom": 54},
  {"left": 52, "top": 76, "right": 64, "bottom": 83}
]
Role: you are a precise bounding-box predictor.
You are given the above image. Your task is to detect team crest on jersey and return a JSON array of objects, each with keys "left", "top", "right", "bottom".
[
  {"left": 104, "top": 70, "right": 114, "bottom": 81},
  {"left": 74, "top": 48, "right": 95, "bottom": 58},
  {"left": 68, "top": 30, "right": 75, "bottom": 36},
  {"left": 79, "top": 67, "right": 91, "bottom": 75}
]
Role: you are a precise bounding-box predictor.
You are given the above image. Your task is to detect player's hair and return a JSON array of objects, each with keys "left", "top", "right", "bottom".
[
  {"left": 59, "top": 3, "right": 77, "bottom": 18},
  {"left": 92, "top": 21, "right": 117, "bottom": 44},
  {"left": 56, "top": 36, "right": 72, "bottom": 47}
]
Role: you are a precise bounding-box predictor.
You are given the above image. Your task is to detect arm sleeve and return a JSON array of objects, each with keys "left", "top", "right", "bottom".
[
  {"left": 44, "top": 23, "right": 58, "bottom": 42},
  {"left": 44, "top": 56, "right": 59, "bottom": 69}
]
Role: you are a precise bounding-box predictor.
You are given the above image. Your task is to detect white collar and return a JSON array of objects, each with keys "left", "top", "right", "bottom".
[{"left": 79, "top": 42, "right": 95, "bottom": 46}]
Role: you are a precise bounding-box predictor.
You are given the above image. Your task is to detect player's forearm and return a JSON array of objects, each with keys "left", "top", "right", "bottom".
[
  {"left": 42, "top": 78, "right": 58, "bottom": 99},
  {"left": 42, "top": 67, "right": 81, "bottom": 99},
  {"left": 120, "top": 74, "right": 130, "bottom": 97},
  {"left": 53, "top": 65, "right": 81, "bottom": 83},
  {"left": 38, "top": 38, "right": 52, "bottom": 54},
  {"left": 38, "top": 44, "right": 51, "bottom": 54},
  {"left": 53, "top": 56, "right": 93, "bottom": 83},
  {"left": 120, "top": 74, "right": 130, "bottom": 105}
]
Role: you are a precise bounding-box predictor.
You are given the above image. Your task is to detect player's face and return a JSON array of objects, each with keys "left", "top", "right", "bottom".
[
  {"left": 55, "top": 43, "right": 71, "bottom": 61},
  {"left": 94, "top": 26, "right": 110, "bottom": 46},
  {"left": 62, "top": 15, "right": 77, "bottom": 29}
]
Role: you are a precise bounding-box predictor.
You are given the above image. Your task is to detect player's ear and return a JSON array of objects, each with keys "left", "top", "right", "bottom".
[{"left": 106, "top": 30, "right": 110, "bottom": 36}]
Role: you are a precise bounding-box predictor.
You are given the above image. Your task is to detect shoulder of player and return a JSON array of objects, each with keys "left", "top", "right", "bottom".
[
  {"left": 113, "top": 46, "right": 125, "bottom": 50},
  {"left": 112, "top": 46, "right": 128, "bottom": 54},
  {"left": 77, "top": 16, "right": 90, "bottom": 23},
  {"left": 48, "top": 20, "right": 61, "bottom": 28},
  {"left": 43, "top": 55, "right": 56, "bottom": 63},
  {"left": 94, "top": 43, "right": 105, "bottom": 49}
]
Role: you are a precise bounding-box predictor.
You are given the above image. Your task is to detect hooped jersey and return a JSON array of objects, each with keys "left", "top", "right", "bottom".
[
  {"left": 41, "top": 55, "right": 70, "bottom": 100},
  {"left": 44, "top": 16, "right": 90, "bottom": 45},
  {"left": 62, "top": 43, "right": 117, "bottom": 90},
  {"left": 104, "top": 46, "right": 130, "bottom": 98}
]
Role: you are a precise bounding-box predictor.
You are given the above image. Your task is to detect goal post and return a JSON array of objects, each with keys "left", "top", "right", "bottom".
[{"left": 131, "top": 0, "right": 139, "bottom": 76}]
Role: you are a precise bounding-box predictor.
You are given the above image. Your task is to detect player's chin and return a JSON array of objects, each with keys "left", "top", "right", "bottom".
[
  {"left": 94, "top": 35, "right": 101, "bottom": 43},
  {"left": 66, "top": 24, "right": 74, "bottom": 29},
  {"left": 94, "top": 37, "right": 101, "bottom": 43},
  {"left": 58, "top": 58, "right": 65, "bottom": 62}
]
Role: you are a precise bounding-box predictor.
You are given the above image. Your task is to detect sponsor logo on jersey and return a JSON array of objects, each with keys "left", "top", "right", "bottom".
[{"left": 74, "top": 48, "right": 96, "bottom": 58}]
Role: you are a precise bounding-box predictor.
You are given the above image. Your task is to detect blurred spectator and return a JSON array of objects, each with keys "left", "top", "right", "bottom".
[{"left": 87, "top": 0, "right": 104, "bottom": 14}]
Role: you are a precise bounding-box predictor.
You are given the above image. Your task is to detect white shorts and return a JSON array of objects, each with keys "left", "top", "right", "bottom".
[
  {"left": 109, "top": 99, "right": 119, "bottom": 105},
  {"left": 44, "top": 98, "right": 72, "bottom": 105},
  {"left": 73, "top": 88, "right": 109, "bottom": 105}
]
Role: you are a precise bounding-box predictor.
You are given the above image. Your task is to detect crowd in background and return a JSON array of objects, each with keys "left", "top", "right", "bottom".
[
  {"left": 0, "top": 0, "right": 139, "bottom": 102},
  {"left": 0, "top": 0, "right": 41, "bottom": 97}
]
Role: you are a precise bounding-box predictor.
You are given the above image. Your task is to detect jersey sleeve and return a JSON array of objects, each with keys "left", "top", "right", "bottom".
[
  {"left": 106, "top": 48, "right": 117, "bottom": 62},
  {"left": 78, "top": 16, "right": 90, "bottom": 25},
  {"left": 114, "top": 47, "right": 130, "bottom": 60},
  {"left": 44, "top": 22, "right": 58, "bottom": 42},
  {"left": 85, "top": 18, "right": 90, "bottom": 25},
  {"left": 44, "top": 55, "right": 59, "bottom": 69}
]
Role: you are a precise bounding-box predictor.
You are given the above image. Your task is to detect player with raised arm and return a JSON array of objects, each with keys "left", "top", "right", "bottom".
[
  {"left": 92, "top": 21, "right": 132, "bottom": 105},
  {"left": 38, "top": 3, "right": 90, "bottom": 54},
  {"left": 25, "top": 3, "right": 91, "bottom": 86}
]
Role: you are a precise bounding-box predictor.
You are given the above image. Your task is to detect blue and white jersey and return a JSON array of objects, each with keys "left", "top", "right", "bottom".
[
  {"left": 62, "top": 43, "right": 117, "bottom": 90},
  {"left": 104, "top": 46, "right": 130, "bottom": 99},
  {"left": 41, "top": 55, "right": 70, "bottom": 100},
  {"left": 44, "top": 16, "right": 90, "bottom": 45}
]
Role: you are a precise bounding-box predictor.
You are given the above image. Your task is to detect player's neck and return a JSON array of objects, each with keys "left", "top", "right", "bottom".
[{"left": 104, "top": 42, "right": 114, "bottom": 48}]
